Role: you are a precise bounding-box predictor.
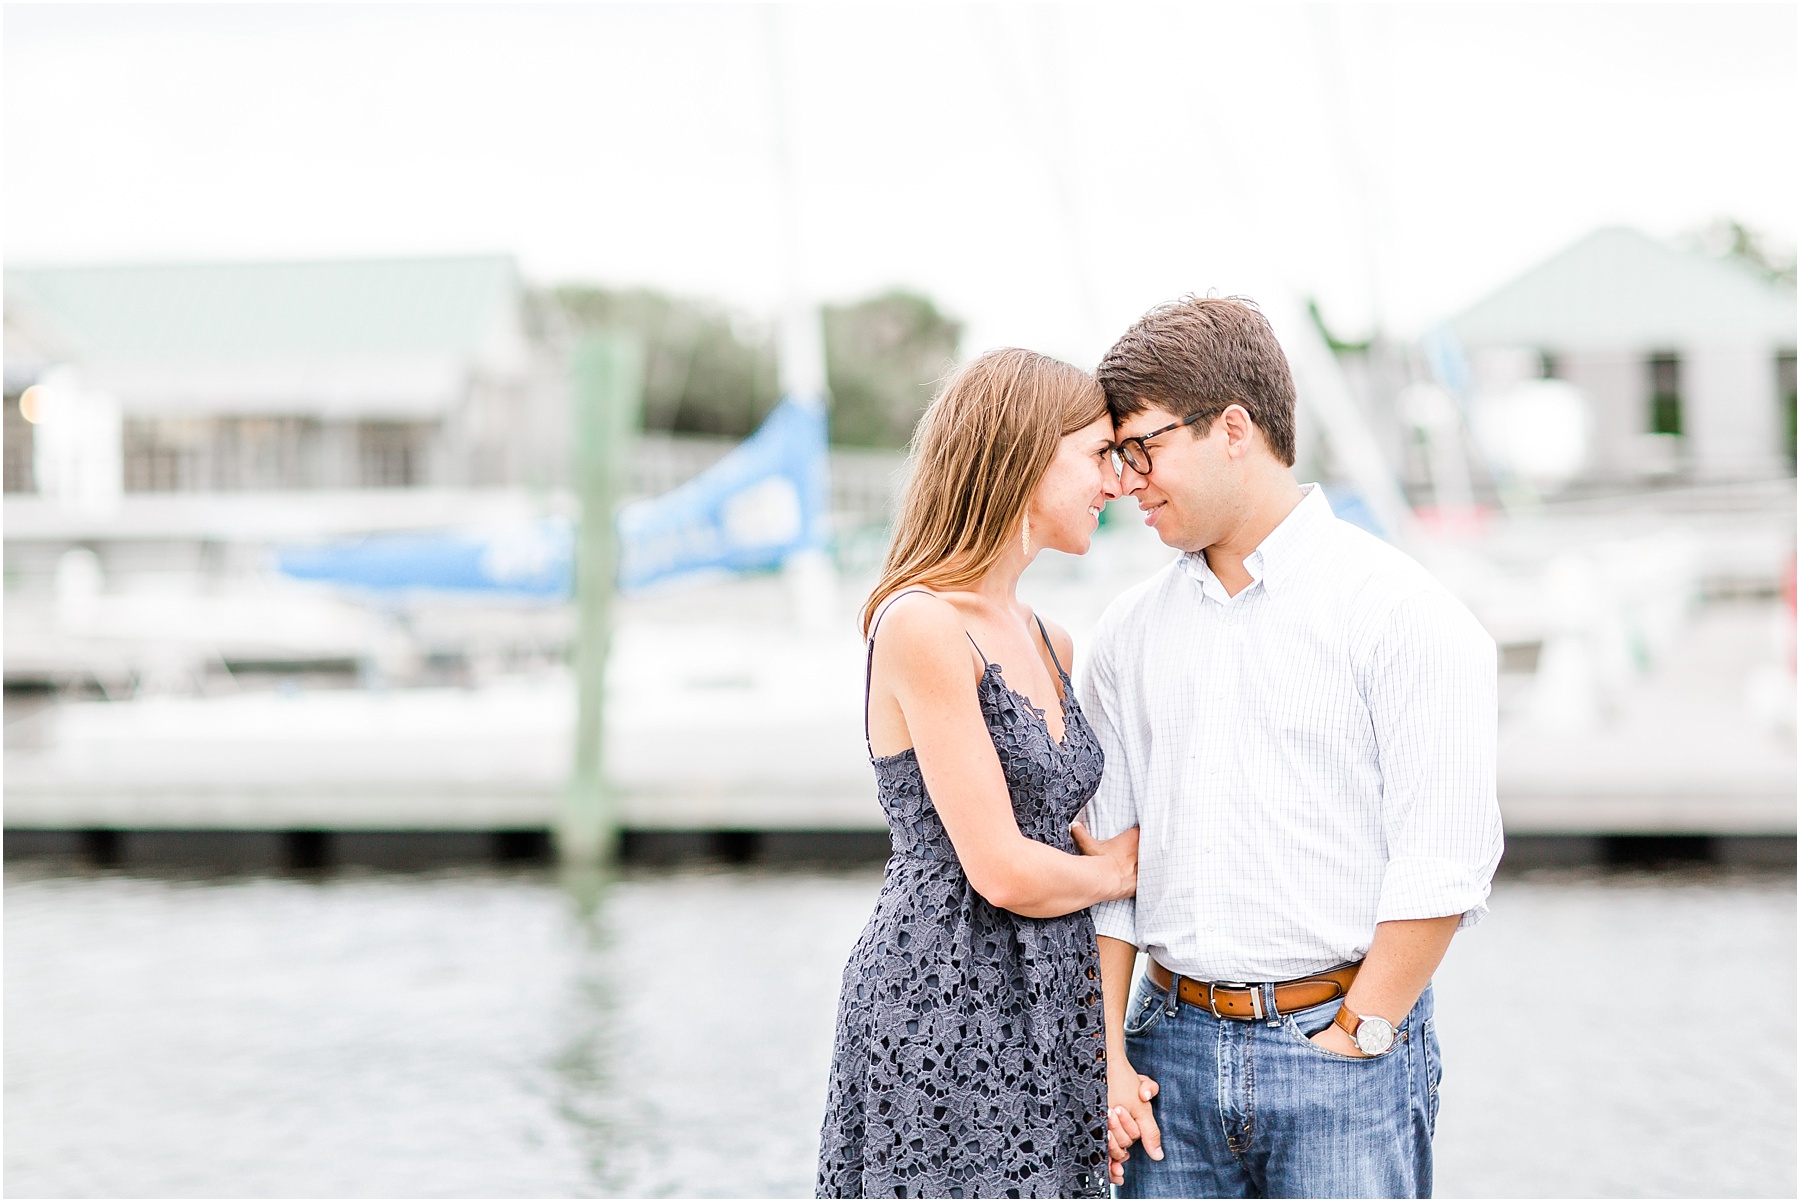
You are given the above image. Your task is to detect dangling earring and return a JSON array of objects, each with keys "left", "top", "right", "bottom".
[{"left": 1021, "top": 512, "right": 1031, "bottom": 557}]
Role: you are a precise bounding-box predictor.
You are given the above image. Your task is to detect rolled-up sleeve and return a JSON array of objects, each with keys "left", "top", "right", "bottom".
[
  {"left": 1365, "top": 591, "right": 1504, "bottom": 929},
  {"left": 1076, "top": 621, "right": 1140, "bottom": 946}
]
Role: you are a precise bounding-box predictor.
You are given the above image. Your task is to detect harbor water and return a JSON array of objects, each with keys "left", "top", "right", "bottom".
[{"left": 6, "top": 860, "right": 1794, "bottom": 1198}]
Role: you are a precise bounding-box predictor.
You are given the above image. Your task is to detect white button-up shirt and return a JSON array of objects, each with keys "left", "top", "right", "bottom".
[{"left": 1078, "top": 485, "right": 1503, "bottom": 983}]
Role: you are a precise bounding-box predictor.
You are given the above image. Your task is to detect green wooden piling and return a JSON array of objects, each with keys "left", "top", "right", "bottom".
[{"left": 558, "top": 334, "right": 644, "bottom": 867}]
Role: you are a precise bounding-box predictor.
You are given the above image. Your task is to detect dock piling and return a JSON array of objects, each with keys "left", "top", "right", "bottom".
[{"left": 558, "top": 334, "right": 644, "bottom": 867}]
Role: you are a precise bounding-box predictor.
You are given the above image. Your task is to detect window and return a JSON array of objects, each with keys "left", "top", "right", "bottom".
[
  {"left": 125, "top": 417, "right": 321, "bottom": 491},
  {"left": 1647, "top": 352, "right": 1682, "bottom": 437},
  {"left": 126, "top": 418, "right": 201, "bottom": 491},
  {"left": 1779, "top": 350, "right": 1796, "bottom": 473},
  {"left": 213, "top": 417, "right": 317, "bottom": 490},
  {"left": 125, "top": 424, "right": 177, "bottom": 491},
  {"left": 358, "top": 422, "right": 428, "bottom": 487},
  {"left": 4, "top": 393, "right": 34, "bottom": 493}
]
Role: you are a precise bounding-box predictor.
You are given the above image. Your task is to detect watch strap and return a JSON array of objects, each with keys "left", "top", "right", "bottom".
[{"left": 1333, "top": 1002, "right": 1361, "bottom": 1039}]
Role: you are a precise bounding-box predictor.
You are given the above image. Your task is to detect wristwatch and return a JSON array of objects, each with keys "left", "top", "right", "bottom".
[{"left": 1332, "top": 1003, "right": 1396, "bottom": 1056}]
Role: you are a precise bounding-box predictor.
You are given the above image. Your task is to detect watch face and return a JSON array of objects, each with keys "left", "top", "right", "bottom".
[{"left": 1354, "top": 1015, "right": 1396, "bottom": 1056}]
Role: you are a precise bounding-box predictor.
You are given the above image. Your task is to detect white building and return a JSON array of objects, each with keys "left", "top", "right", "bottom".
[
  {"left": 4, "top": 256, "right": 560, "bottom": 495},
  {"left": 1452, "top": 226, "right": 1796, "bottom": 486},
  {"left": 2, "top": 256, "right": 577, "bottom": 692}
]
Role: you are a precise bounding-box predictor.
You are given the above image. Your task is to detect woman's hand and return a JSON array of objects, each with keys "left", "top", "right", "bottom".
[
  {"left": 1105, "top": 1063, "right": 1162, "bottom": 1185},
  {"left": 1071, "top": 821, "right": 1138, "bottom": 902}
]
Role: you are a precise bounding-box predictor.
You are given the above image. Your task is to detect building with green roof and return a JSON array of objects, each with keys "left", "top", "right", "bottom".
[
  {"left": 4, "top": 255, "right": 559, "bottom": 493},
  {"left": 1451, "top": 227, "right": 1796, "bottom": 484}
]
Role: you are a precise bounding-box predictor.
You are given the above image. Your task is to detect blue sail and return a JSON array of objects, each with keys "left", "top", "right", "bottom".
[
  {"left": 274, "top": 398, "right": 828, "bottom": 597},
  {"left": 275, "top": 518, "right": 573, "bottom": 599},
  {"left": 617, "top": 397, "right": 829, "bottom": 592}
]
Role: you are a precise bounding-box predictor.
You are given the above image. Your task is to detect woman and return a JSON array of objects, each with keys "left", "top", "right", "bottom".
[{"left": 817, "top": 348, "right": 1137, "bottom": 1199}]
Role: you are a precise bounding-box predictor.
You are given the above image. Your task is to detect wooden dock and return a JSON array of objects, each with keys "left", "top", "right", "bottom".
[{"left": 7, "top": 584, "right": 1793, "bottom": 870}]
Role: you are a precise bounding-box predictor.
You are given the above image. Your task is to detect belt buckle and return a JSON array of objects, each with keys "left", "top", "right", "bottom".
[{"left": 1212, "top": 981, "right": 1255, "bottom": 1022}]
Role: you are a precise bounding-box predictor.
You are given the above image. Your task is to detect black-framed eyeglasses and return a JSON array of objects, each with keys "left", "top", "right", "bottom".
[{"left": 1109, "top": 411, "right": 1207, "bottom": 475}]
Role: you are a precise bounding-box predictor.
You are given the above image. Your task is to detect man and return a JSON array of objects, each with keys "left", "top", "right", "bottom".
[{"left": 1077, "top": 297, "right": 1503, "bottom": 1198}]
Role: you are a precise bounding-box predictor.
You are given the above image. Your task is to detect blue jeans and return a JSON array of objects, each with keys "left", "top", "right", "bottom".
[{"left": 1117, "top": 974, "right": 1440, "bottom": 1199}]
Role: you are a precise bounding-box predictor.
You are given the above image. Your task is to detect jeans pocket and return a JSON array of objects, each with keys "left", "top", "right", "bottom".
[
  {"left": 1283, "top": 999, "right": 1402, "bottom": 1063},
  {"left": 1422, "top": 1016, "right": 1441, "bottom": 1130},
  {"left": 1123, "top": 978, "right": 1168, "bottom": 1037}
]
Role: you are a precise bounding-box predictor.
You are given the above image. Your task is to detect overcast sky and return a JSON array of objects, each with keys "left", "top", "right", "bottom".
[{"left": 6, "top": 3, "right": 1794, "bottom": 364}]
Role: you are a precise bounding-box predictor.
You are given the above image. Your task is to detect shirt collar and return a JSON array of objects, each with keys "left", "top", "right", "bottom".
[{"left": 1181, "top": 483, "right": 1334, "bottom": 599}]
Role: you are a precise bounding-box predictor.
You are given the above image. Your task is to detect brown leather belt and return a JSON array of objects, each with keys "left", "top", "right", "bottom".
[{"left": 1147, "top": 960, "right": 1360, "bottom": 1021}]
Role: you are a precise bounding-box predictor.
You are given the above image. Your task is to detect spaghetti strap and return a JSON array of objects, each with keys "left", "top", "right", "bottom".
[
  {"left": 1033, "top": 614, "right": 1068, "bottom": 679},
  {"left": 864, "top": 589, "right": 992, "bottom": 754},
  {"left": 866, "top": 590, "right": 929, "bottom": 753}
]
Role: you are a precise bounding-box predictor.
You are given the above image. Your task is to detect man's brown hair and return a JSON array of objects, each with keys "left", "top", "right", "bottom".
[{"left": 1096, "top": 296, "right": 1297, "bottom": 466}]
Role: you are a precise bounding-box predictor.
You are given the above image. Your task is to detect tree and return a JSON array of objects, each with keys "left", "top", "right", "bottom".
[
  {"left": 1686, "top": 218, "right": 1797, "bottom": 287},
  {"left": 548, "top": 286, "right": 781, "bottom": 438},
  {"left": 823, "top": 290, "right": 964, "bottom": 448},
  {"left": 544, "top": 285, "right": 963, "bottom": 447}
]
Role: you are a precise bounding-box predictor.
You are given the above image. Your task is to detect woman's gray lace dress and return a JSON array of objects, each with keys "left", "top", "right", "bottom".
[{"left": 817, "top": 596, "right": 1109, "bottom": 1199}]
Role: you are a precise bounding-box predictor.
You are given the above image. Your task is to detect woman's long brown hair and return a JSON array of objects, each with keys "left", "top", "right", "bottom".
[{"left": 860, "top": 348, "right": 1108, "bottom": 635}]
